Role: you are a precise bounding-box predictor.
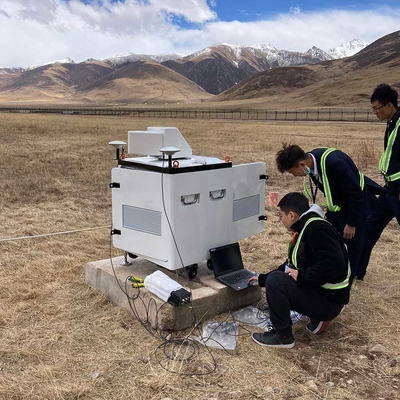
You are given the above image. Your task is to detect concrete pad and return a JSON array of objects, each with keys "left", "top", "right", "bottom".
[{"left": 85, "top": 256, "right": 261, "bottom": 330}]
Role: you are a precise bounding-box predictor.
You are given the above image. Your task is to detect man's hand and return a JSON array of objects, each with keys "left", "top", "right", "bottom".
[
  {"left": 287, "top": 268, "right": 298, "bottom": 281},
  {"left": 248, "top": 275, "right": 259, "bottom": 286},
  {"left": 343, "top": 225, "right": 356, "bottom": 240}
]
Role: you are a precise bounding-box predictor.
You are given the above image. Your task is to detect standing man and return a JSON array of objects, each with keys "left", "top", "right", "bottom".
[
  {"left": 275, "top": 144, "right": 384, "bottom": 281},
  {"left": 357, "top": 84, "right": 400, "bottom": 280},
  {"left": 249, "top": 193, "right": 350, "bottom": 348}
]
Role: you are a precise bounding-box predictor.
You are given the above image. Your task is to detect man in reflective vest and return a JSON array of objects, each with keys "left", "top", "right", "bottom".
[
  {"left": 275, "top": 144, "right": 384, "bottom": 281},
  {"left": 357, "top": 84, "right": 400, "bottom": 279},
  {"left": 249, "top": 192, "right": 350, "bottom": 348}
]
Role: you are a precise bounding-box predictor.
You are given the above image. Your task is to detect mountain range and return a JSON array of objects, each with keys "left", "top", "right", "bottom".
[
  {"left": 215, "top": 30, "right": 400, "bottom": 109},
  {"left": 0, "top": 34, "right": 397, "bottom": 108}
]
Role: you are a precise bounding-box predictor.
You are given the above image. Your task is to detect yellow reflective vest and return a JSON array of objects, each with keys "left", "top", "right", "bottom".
[
  {"left": 379, "top": 118, "right": 400, "bottom": 182},
  {"left": 290, "top": 217, "right": 350, "bottom": 290},
  {"left": 303, "top": 148, "right": 365, "bottom": 212}
]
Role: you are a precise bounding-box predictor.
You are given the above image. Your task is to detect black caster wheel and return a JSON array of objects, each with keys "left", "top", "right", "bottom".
[
  {"left": 186, "top": 264, "right": 198, "bottom": 279},
  {"left": 127, "top": 253, "right": 138, "bottom": 259},
  {"left": 207, "top": 259, "right": 213, "bottom": 270}
]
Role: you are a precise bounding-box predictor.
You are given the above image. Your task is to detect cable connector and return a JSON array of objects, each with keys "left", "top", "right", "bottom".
[
  {"left": 128, "top": 276, "right": 144, "bottom": 288},
  {"left": 167, "top": 288, "right": 191, "bottom": 307}
]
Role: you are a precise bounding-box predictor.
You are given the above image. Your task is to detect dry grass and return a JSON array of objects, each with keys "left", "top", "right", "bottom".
[{"left": 0, "top": 114, "right": 399, "bottom": 400}]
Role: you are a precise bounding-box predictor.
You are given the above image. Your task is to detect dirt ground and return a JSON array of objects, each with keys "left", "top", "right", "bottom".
[{"left": 0, "top": 114, "right": 399, "bottom": 400}]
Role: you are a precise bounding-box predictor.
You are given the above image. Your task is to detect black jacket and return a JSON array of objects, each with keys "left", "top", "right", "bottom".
[
  {"left": 383, "top": 108, "right": 400, "bottom": 194},
  {"left": 309, "top": 148, "right": 385, "bottom": 227},
  {"left": 258, "top": 211, "right": 350, "bottom": 305}
]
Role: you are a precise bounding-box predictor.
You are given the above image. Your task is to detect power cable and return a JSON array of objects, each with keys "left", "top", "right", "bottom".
[{"left": 0, "top": 226, "right": 109, "bottom": 243}]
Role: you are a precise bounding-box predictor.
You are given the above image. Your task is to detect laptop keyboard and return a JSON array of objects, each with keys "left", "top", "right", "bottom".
[{"left": 222, "top": 270, "right": 255, "bottom": 284}]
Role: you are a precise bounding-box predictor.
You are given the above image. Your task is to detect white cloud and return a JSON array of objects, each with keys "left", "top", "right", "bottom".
[
  {"left": 148, "top": 0, "right": 217, "bottom": 23},
  {"left": 195, "top": 8, "right": 400, "bottom": 52},
  {"left": 0, "top": 1, "right": 399, "bottom": 68},
  {"left": 289, "top": 6, "right": 301, "bottom": 15}
]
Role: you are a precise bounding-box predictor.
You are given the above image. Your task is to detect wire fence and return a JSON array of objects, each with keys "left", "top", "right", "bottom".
[{"left": 0, "top": 107, "right": 379, "bottom": 123}]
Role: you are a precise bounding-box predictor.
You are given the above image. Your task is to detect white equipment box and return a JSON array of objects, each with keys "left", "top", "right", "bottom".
[{"left": 110, "top": 127, "right": 267, "bottom": 277}]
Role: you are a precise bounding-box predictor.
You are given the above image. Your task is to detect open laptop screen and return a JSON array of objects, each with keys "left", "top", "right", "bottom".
[{"left": 209, "top": 242, "right": 244, "bottom": 278}]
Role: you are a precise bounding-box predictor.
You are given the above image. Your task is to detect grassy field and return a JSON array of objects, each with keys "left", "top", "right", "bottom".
[{"left": 0, "top": 113, "right": 399, "bottom": 400}]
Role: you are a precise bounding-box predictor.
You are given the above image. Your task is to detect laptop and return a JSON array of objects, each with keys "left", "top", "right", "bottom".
[{"left": 209, "top": 242, "right": 257, "bottom": 291}]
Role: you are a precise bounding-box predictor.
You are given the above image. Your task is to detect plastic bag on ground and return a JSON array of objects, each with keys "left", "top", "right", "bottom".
[
  {"left": 232, "top": 306, "right": 271, "bottom": 328},
  {"left": 194, "top": 320, "right": 238, "bottom": 350},
  {"left": 232, "top": 306, "right": 307, "bottom": 329}
]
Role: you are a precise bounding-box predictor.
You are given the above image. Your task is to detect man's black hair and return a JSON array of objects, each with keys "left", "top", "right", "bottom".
[
  {"left": 278, "top": 192, "right": 310, "bottom": 216},
  {"left": 275, "top": 143, "right": 307, "bottom": 173},
  {"left": 370, "top": 83, "right": 398, "bottom": 108}
]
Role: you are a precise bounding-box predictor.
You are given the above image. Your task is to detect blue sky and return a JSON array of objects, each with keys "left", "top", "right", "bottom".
[
  {"left": 214, "top": 0, "right": 398, "bottom": 20},
  {"left": 0, "top": 0, "right": 399, "bottom": 67},
  {"left": 215, "top": 0, "right": 357, "bottom": 21}
]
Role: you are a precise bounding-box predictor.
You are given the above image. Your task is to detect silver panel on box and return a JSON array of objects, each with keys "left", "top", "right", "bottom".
[
  {"left": 232, "top": 194, "right": 260, "bottom": 222},
  {"left": 123, "top": 205, "right": 161, "bottom": 236}
]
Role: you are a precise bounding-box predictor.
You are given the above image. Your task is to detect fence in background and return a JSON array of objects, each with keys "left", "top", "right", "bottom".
[{"left": 0, "top": 107, "right": 378, "bottom": 123}]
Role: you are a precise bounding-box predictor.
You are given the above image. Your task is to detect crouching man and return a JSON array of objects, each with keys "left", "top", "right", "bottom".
[{"left": 249, "top": 192, "right": 350, "bottom": 348}]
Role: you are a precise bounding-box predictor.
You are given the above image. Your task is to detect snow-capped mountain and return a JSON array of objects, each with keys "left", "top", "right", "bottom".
[
  {"left": 104, "top": 52, "right": 184, "bottom": 67},
  {"left": 251, "top": 43, "right": 279, "bottom": 54},
  {"left": 162, "top": 42, "right": 334, "bottom": 95},
  {"left": 328, "top": 39, "right": 369, "bottom": 59},
  {"left": 252, "top": 43, "right": 333, "bottom": 67},
  {"left": 250, "top": 40, "right": 365, "bottom": 64},
  {"left": 12, "top": 39, "right": 368, "bottom": 72},
  {"left": 306, "top": 46, "right": 334, "bottom": 61},
  {"left": 24, "top": 58, "right": 75, "bottom": 71}
]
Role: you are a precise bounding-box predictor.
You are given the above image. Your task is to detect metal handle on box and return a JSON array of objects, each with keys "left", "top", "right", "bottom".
[
  {"left": 209, "top": 189, "right": 226, "bottom": 200},
  {"left": 181, "top": 193, "right": 200, "bottom": 205}
]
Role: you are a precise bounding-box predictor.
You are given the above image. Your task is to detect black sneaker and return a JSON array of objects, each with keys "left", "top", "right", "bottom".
[
  {"left": 251, "top": 327, "right": 295, "bottom": 348},
  {"left": 306, "top": 319, "right": 332, "bottom": 334},
  {"left": 306, "top": 306, "right": 345, "bottom": 334}
]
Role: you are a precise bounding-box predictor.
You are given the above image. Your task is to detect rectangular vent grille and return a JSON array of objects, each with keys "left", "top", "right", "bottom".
[
  {"left": 232, "top": 195, "right": 260, "bottom": 222},
  {"left": 122, "top": 205, "right": 161, "bottom": 236}
]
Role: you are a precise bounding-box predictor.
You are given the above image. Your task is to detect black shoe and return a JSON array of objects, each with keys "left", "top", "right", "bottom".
[
  {"left": 306, "top": 306, "right": 345, "bottom": 334},
  {"left": 251, "top": 327, "right": 295, "bottom": 348},
  {"left": 306, "top": 319, "right": 332, "bottom": 334}
]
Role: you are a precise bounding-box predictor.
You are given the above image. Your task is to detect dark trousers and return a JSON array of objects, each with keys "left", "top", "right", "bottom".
[
  {"left": 357, "top": 192, "right": 400, "bottom": 279},
  {"left": 265, "top": 271, "right": 344, "bottom": 336},
  {"left": 326, "top": 208, "right": 368, "bottom": 282}
]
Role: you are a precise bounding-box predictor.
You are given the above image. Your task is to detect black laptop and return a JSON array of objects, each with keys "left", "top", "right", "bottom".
[{"left": 209, "top": 242, "right": 257, "bottom": 291}]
